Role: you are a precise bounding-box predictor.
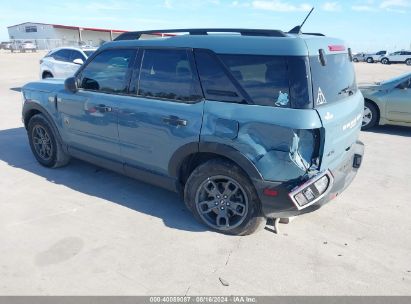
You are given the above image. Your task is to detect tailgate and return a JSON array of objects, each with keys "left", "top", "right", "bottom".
[
  {"left": 303, "top": 37, "right": 364, "bottom": 170},
  {"left": 316, "top": 92, "right": 363, "bottom": 170}
]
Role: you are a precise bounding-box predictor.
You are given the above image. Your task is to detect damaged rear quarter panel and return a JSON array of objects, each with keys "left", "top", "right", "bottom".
[{"left": 201, "top": 100, "right": 323, "bottom": 182}]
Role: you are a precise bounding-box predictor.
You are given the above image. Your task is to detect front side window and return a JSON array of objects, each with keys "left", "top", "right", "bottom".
[
  {"left": 52, "top": 49, "right": 72, "bottom": 62},
  {"left": 70, "top": 51, "right": 86, "bottom": 62},
  {"left": 137, "top": 49, "right": 202, "bottom": 102},
  {"left": 79, "top": 49, "right": 135, "bottom": 94},
  {"left": 219, "top": 54, "right": 290, "bottom": 107}
]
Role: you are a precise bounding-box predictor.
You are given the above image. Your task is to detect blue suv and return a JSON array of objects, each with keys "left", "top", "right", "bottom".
[{"left": 22, "top": 28, "right": 364, "bottom": 235}]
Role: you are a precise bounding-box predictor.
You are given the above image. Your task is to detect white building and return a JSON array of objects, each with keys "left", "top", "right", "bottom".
[{"left": 7, "top": 22, "right": 128, "bottom": 49}]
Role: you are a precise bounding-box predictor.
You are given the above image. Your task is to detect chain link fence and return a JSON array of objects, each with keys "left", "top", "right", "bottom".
[{"left": 4, "top": 39, "right": 101, "bottom": 52}]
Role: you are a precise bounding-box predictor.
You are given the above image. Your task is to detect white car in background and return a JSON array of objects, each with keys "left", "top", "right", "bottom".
[
  {"left": 364, "top": 50, "right": 387, "bottom": 63},
  {"left": 380, "top": 51, "right": 411, "bottom": 65},
  {"left": 40, "top": 47, "right": 96, "bottom": 79},
  {"left": 10, "top": 40, "right": 37, "bottom": 52}
]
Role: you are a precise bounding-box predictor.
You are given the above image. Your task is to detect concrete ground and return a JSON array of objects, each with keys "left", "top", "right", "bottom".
[{"left": 0, "top": 51, "right": 411, "bottom": 295}]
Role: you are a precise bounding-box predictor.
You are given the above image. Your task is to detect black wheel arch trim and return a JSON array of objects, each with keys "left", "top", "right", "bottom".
[
  {"left": 168, "top": 141, "right": 263, "bottom": 181},
  {"left": 23, "top": 102, "right": 68, "bottom": 153}
]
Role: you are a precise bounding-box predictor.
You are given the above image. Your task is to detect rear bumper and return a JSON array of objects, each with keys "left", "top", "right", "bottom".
[{"left": 255, "top": 140, "right": 364, "bottom": 218}]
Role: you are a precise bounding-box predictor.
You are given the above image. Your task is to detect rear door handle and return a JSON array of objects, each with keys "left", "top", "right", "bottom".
[
  {"left": 95, "top": 104, "right": 112, "bottom": 113},
  {"left": 162, "top": 115, "right": 187, "bottom": 126}
]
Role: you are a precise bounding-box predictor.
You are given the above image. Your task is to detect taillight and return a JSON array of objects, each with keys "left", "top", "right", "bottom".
[{"left": 328, "top": 45, "right": 345, "bottom": 52}]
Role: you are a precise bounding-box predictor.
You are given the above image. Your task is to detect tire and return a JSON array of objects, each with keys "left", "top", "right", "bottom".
[
  {"left": 362, "top": 101, "right": 379, "bottom": 130},
  {"left": 353, "top": 58, "right": 358, "bottom": 62},
  {"left": 381, "top": 58, "right": 389, "bottom": 65},
  {"left": 184, "top": 159, "right": 264, "bottom": 235},
  {"left": 42, "top": 72, "right": 53, "bottom": 79},
  {"left": 406, "top": 59, "right": 411, "bottom": 66},
  {"left": 27, "top": 114, "right": 70, "bottom": 168},
  {"left": 366, "top": 57, "right": 373, "bottom": 63}
]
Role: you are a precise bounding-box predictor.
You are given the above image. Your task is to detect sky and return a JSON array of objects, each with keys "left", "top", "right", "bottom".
[{"left": 0, "top": 0, "right": 410, "bottom": 52}]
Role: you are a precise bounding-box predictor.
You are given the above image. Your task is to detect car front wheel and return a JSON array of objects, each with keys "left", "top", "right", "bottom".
[
  {"left": 28, "top": 114, "right": 70, "bottom": 168},
  {"left": 362, "top": 101, "right": 378, "bottom": 130},
  {"left": 406, "top": 59, "right": 411, "bottom": 66},
  {"left": 366, "top": 57, "right": 373, "bottom": 63},
  {"left": 184, "top": 159, "right": 264, "bottom": 235}
]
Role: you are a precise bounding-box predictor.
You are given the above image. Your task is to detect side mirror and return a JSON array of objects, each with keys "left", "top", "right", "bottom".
[
  {"left": 65, "top": 77, "right": 78, "bottom": 93},
  {"left": 73, "top": 58, "right": 84, "bottom": 65}
]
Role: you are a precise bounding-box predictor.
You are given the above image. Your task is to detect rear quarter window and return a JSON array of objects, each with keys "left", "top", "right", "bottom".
[{"left": 219, "top": 54, "right": 290, "bottom": 107}]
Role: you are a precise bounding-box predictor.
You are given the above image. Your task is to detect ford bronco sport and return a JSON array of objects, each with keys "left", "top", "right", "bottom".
[{"left": 22, "top": 28, "right": 364, "bottom": 235}]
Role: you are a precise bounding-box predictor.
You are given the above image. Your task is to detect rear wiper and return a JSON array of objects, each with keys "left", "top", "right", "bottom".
[{"left": 338, "top": 85, "right": 354, "bottom": 95}]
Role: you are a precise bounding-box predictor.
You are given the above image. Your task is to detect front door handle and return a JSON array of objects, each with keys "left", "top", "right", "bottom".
[
  {"left": 162, "top": 115, "right": 188, "bottom": 126},
  {"left": 95, "top": 104, "right": 112, "bottom": 113}
]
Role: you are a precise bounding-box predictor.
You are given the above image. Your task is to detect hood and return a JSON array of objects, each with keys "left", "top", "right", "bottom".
[
  {"left": 22, "top": 78, "right": 65, "bottom": 93},
  {"left": 358, "top": 82, "right": 381, "bottom": 90}
]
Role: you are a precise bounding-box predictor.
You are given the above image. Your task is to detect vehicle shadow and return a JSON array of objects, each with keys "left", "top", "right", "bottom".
[
  {"left": 363, "top": 125, "right": 411, "bottom": 137},
  {"left": 0, "top": 127, "right": 206, "bottom": 233}
]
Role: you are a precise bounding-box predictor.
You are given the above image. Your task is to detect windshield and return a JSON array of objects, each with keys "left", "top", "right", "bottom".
[
  {"left": 380, "top": 73, "right": 411, "bottom": 85},
  {"left": 310, "top": 53, "right": 357, "bottom": 106}
]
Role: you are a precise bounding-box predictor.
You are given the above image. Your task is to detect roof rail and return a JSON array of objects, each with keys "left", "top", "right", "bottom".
[
  {"left": 114, "top": 28, "right": 287, "bottom": 41},
  {"left": 302, "top": 32, "right": 325, "bottom": 36}
]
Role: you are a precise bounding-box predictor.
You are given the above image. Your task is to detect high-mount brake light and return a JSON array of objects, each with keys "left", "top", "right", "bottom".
[{"left": 328, "top": 45, "right": 345, "bottom": 52}]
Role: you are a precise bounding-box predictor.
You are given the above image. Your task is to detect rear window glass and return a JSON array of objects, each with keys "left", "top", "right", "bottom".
[
  {"left": 310, "top": 53, "right": 357, "bottom": 106},
  {"left": 219, "top": 54, "right": 290, "bottom": 107}
]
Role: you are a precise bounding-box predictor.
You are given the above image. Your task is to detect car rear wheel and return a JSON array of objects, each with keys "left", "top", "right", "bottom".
[
  {"left": 28, "top": 114, "right": 70, "bottom": 168},
  {"left": 381, "top": 58, "right": 389, "bottom": 64},
  {"left": 362, "top": 101, "right": 378, "bottom": 130},
  {"left": 184, "top": 159, "right": 264, "bottom": 235},
  {"left": 406, "top": 59, "right": 411, "bottom": 66},
  {"left": 353, "top": 58, "right": 359, "bottom": 62},
  {"left": 366, "top": 57, "right": 373, "bottom": 63}
]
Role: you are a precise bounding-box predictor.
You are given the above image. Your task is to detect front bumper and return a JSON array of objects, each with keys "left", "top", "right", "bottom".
[{"left": 254, "top": 140, "right": 365, "bottom": 218}]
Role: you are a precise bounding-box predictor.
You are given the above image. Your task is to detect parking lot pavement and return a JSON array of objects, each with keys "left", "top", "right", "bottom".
[{"left": 0, "top": 52, "right": 410, "bottom": 295}]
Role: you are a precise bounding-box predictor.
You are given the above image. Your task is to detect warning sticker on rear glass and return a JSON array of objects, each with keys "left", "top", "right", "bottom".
[{"left": 316, "top": 87, "right": 327, "bottom": 105}]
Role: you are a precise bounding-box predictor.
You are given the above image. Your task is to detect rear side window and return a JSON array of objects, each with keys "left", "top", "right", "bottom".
[
  {"left": 78, "top": 49, "right": 135, "bottom": 94},
  {"left": 219, "top": 54, "right": 290, "bottom": 107},
  {"left": 52, "top": 49, "right": 72, "bottom": 62},
  {"left": 310, "top": 53, "right": 357, "bottom": 106},
  {"left": 138, "top": 49, "right": 202, "bottom": 102}
]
